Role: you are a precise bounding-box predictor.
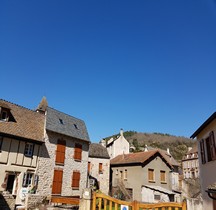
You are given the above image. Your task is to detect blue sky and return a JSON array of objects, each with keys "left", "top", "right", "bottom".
[{"left": 1, "top": 0, "right": 216, "bottom": 142}]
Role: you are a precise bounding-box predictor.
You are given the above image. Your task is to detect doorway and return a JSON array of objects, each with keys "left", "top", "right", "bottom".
[{"left": 6, "top": 174, "right": 15, "bottom": 194}]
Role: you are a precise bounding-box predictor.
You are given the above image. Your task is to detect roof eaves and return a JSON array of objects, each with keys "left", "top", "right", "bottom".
[{"left": 190, "top": 112, "right": 216, "bottom": 139}]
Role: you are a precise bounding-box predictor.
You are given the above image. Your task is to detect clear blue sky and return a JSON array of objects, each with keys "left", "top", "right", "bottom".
[{"left": 1, "top": 0, "right": 216, "bottom": 142}]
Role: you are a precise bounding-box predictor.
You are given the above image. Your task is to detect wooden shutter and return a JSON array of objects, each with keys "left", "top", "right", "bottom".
[
  {"left": 148, "top": 169, "right": 154, "bottom": 181},
  {"left": 72, "top": 171, "right": 80, "bottom": 189},
  {"left": 88, "top": 162, "right": 91, "bottom": 173},
  {"left": 200, "top": 139, "right": 206, "bottom": 164},
  {"left": 210, "top": 131, "right": 216, "bottom": 160},
  {"left": 74, "top": 144, "right": 82, "bottom": 161},
  {"left": 99, "top": 163, "right": 103, "bottom": 174},
  {"left": 56, "top": 140, "right": 66, "bottom": 164},
  {"left": 160, "top": 171, "right": 166, "bottom": 182},
  {"left": 52, "top": 170, "right": 63, "bottom": 194}
]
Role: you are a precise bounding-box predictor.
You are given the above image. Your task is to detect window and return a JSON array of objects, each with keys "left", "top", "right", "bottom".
[
  {"left": 160, "top": 170, "right": 166, "bottom": 183},
  {"left": 22, "top": 173, "right": 33, "bottom": 187},
  {"left": 116, "top": 169, "right": 119, "bottom": 175},
  {"left": 1, "top": 110, "right": 8, "bottom": 120},
  {"left": 99, "top": 163, "right": 103, "bottom": 174},
  {"left": 24, "top": 143, "right": 34, "bottom": 157},
  {"left": 148, "top": 169, "right": 154, "bottom": 182},
  {"left": 120, "top": 171, "right": 123, "bottom": 179},
  {"left": 124, "top": 169, "right": 127, "bottom": 180},
  {"left": 59, "top": 119, "right": 64, "bottom": 124},
  {"left": 74, "top": 143, "right": 82, "bottom": 161},
  {"left": 154, "top": 194, "right": 161, "bottom": 200},
  {"left": 55, "top": 139, "right": 66, "bottom": 164},
  {"left": 0, "top": 136, "right": 3, "bottom": 152},
  {"left": 72, "top": 171, "right": 80, "bottom": 189},
  {"left": 88, "top": 162, "right": 91, "bottom": 173},
  {"left": 200, "top": 131, "right": 216, "bottom": 164},
  {"left": 74, "top": 124, "right": 78, "bottom": 129}
]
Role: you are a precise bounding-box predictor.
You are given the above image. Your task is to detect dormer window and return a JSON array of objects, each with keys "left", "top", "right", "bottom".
[
  {"left": 0, "top": 107, "right": 16, "bottom": 122},
  {"left": 74, "top": 124, "right": 78, "bottom": 129},
  {"left": 0, "top": 109, "right": 9, "bottom": 121},
  {"left": 59, "top": 119, "right": 64, "bottom": 124}
]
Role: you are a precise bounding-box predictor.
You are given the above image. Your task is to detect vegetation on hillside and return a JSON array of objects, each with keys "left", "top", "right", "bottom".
[{"left": 104, "top": 130, "right": 196, "bottom": 161}]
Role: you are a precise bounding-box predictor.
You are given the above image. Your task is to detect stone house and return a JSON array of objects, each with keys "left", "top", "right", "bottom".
[
  {"left": 0, "top": 99, "right": 45, "bottom": 208},
  {"left": 36, "top": 98, "right": 90, "bottom": 198},
  {"left": 110, "top": 149, "right": 177, "bottom": 203},
  {"left": 191, "top": 112, "right": 216, "bottom": 210},
  {"left": 182, "top": 143, "right": 199, "bottom": 179},
  {"left": 88, "top": 143, "right": 110, "bottom": 194},
  {"left": 101, "top": 129, "right": 129, "bottom": 159}
]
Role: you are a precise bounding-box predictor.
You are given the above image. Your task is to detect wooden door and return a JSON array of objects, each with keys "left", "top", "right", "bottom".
[{"left": 52, "top": 169, "right": 63, "bottom": 194}]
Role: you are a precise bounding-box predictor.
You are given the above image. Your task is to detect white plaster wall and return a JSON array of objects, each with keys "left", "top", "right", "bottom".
[{"left": 196, "top": 119, "right": 216, "bottom": 210}]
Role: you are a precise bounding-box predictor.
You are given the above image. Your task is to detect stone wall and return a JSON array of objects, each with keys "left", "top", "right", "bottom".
[
  {"left": 88, "top": 157, "right": 110, "bottom": 194},
  {"left": 37, "top": 131, "right": 89, "bottom": 197},
  {"left": 25, "top": 194, "right": 46, "bottom": 209}
]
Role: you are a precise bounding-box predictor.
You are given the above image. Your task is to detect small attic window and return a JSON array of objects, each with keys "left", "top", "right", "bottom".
[
  {"left": 59, "top": 119, "right": 64, "bottom": 124},
  {"left": 74, "top": 124, "right": 78, "bottom": 129}
]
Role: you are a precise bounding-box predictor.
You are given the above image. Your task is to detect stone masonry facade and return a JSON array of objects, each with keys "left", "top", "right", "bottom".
[{"left": 37, "top": 131, "right": 89, "bottom": 197}]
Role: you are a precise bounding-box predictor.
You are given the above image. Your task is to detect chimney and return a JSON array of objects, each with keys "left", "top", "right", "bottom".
[{"left": 120, "top": 128, "right": 123, "bottom": 137}]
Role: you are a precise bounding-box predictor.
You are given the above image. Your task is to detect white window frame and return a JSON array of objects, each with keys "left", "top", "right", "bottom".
[
  {"left": 22, "top": 173, "right": 33, "bottom": 187},
  {"left": 24, "top": 143, "right": 34, "bottom": 157}
]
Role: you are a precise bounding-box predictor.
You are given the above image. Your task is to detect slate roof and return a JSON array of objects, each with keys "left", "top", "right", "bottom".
[
  {"left": 110, "top": 149, "right": 173, "bottom": 169},
  {"left": 46, "top": 107, "right": 90, "bottom": 142},
  {"left": 0, "top": 99, "right": 45, "bottom": 142},
  {"left": 89, "top": 143, "right": 110, "bottom": 159}
]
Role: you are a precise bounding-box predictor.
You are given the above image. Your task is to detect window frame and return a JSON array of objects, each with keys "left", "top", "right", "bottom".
[
  {"left": 148, "top": 169, "right": 155, "bottom": 182},
  {"left": 22, "top": 172, "right": 33, "bottom": 187},
  {"left": 24, "top": 143, "right": 34, "bottom": 157},
  {"left": 74, "top": 143, "right": 82, "bottom": 161},
  {"left": 124, "top": 169, "right": 128, "bottom": 180},
  {"left": 72, "top": 171, "right": 80, "bottom": 189},
  {"left": 160, "top": 170, "right": 166, "bottom": 183},
  {"left": 99, "top": 163, "right": 103, "bottom": 174}
]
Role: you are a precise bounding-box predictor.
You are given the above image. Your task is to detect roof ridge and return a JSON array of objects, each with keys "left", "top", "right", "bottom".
[{"left": 0, "top": 98, "right": 37, "bottom": 113}]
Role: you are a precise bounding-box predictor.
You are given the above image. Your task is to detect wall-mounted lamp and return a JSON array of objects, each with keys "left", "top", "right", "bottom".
[{"left": 206, "top": 188, "right": 216, "bottom": 200}]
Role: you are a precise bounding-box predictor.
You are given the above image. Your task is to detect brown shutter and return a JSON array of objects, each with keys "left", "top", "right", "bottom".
[
  {"left": 99, "top": 163, "right": 103, "bottom": 174},
  {"left": 160, "top": 171, "right": 166, "bottom": 182},
  {"left": 52, "top": 170, "right": 63, "bottom": 194},
  {"left": 200, "top": 139, "right": 206, "bottom": 164},
  {"left": 88, "top": 162, "right": 91, "bottom": 173},
  {"left": 72, "top": 171, "right": 80, "bottom": 189},
  {"left": 148, "top": 169, "right": 154, "bottom": 181},
  {"left": 210, "top": 131, "right": 216, "bottom": 160},
  {"left": 56, "top": 140, "right": 66, "bottom": 164},
  {"left": 74, "top": 144, "right": 82, "bottom": 161}
]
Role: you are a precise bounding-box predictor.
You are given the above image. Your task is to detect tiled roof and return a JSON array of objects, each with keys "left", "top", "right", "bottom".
[
  {"left": 159, "top": 149, "right": 180, "bottom": 166},
  {"left": 46, "top": 107, "right": 90, "bottom": 142},
  {"left": 187, "top": 143, "right": 198, "bottom": 154},
  {"left": 89, "top": 143, "right": 110, "bottom": 159},
  {"left": 110, "top": 149, "right": 173, "bottom": 168},
  {"left": 0, "top": 99, "right": 45, "bottom": 142}
]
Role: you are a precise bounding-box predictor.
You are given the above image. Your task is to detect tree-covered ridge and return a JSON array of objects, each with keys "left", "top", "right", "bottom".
[{"left": 103, "top": 131, "right": 195, "bottom": 161}]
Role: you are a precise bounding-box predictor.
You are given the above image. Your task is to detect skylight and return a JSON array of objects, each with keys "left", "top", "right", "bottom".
[{"left": 59, "top": 119, "right": 64, "bottom": 124}]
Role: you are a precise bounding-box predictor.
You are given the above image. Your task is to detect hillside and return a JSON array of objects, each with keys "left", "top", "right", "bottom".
[{"left": 104, "top": 131, "right": 196, "bottom": 161}]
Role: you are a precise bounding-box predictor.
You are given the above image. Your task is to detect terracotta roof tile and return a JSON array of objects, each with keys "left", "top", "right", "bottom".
[
  {"left": 110, "top": 149, "right": 173, "bottom": 168},
  {"left": 0, "top": 99, "right": 45, "bottom": 142}
]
